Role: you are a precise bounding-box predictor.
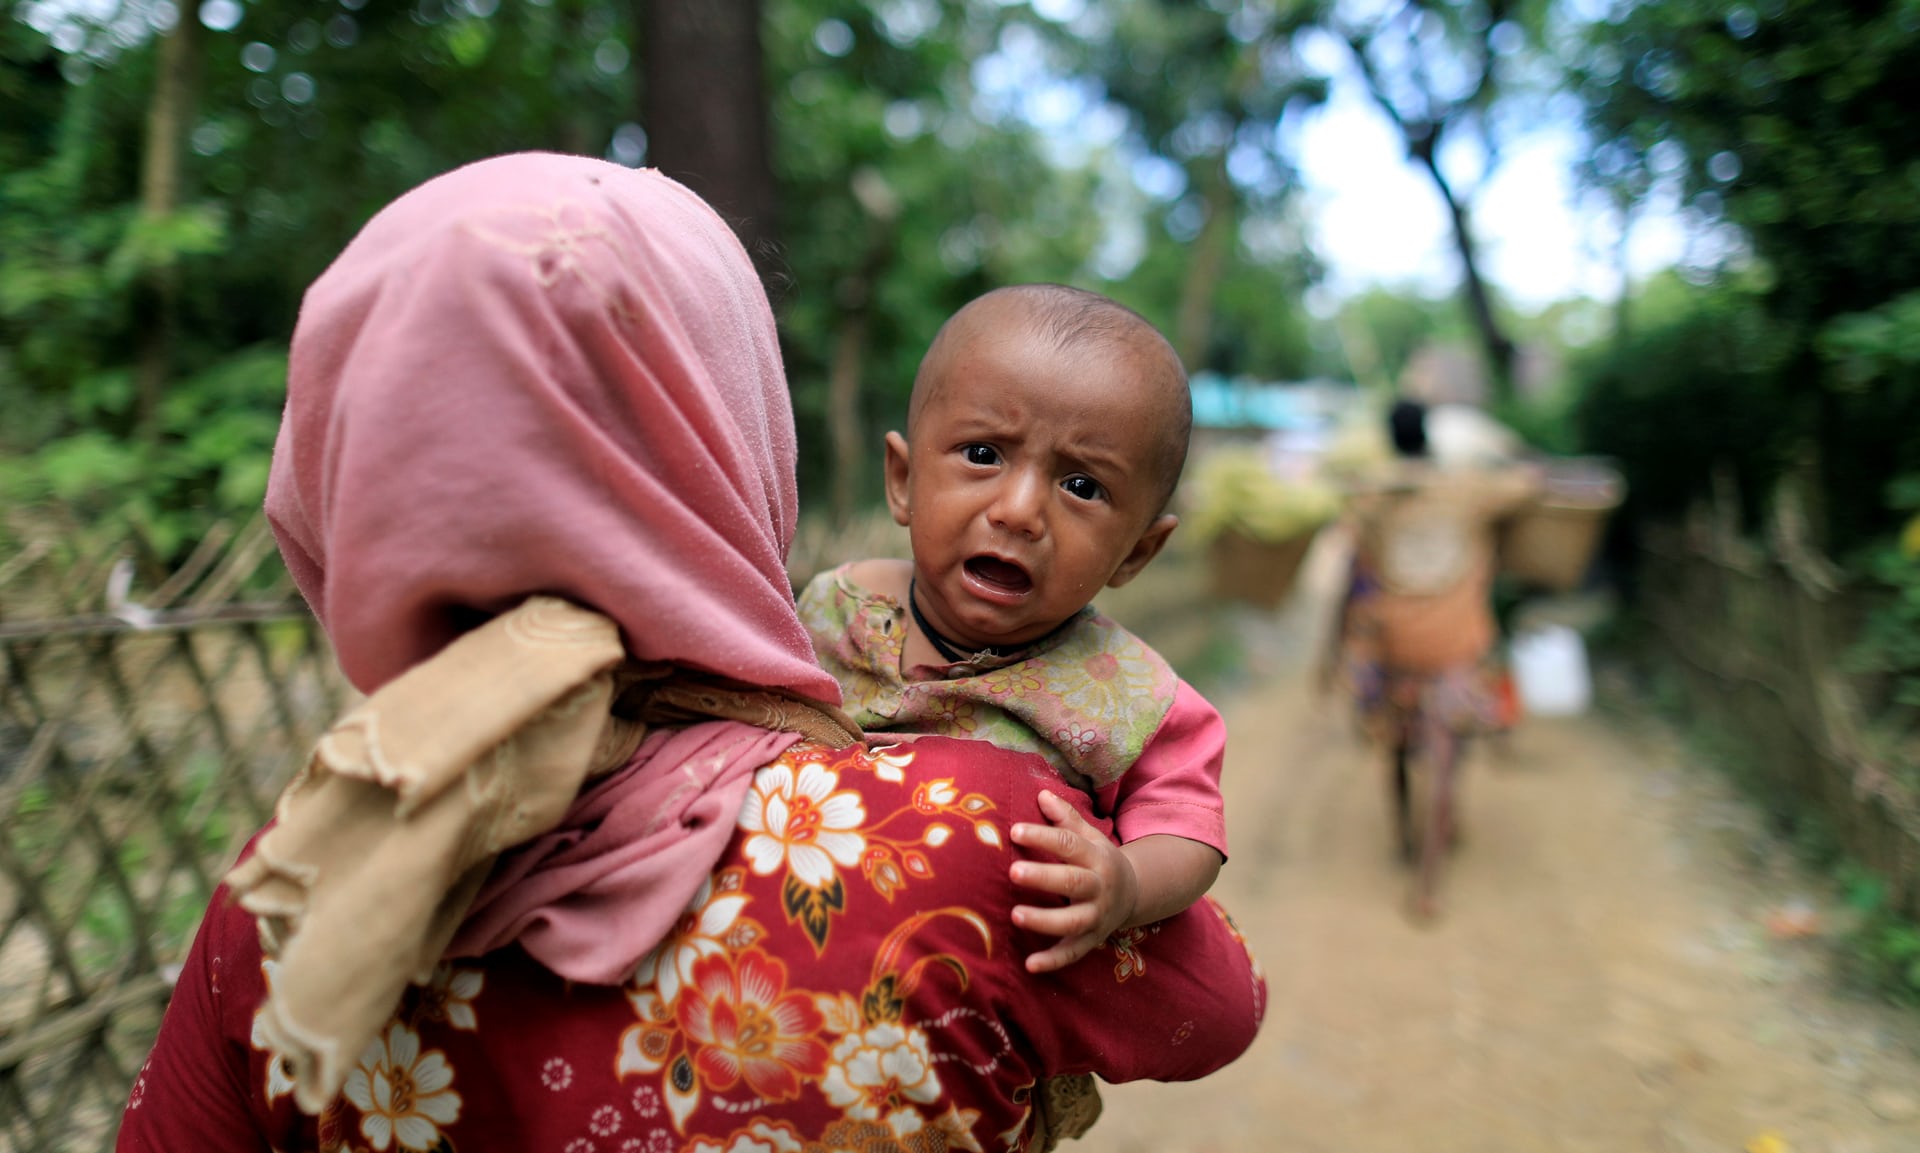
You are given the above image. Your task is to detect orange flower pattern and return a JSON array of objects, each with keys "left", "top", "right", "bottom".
[
  {"left": 676, "top": 949, "right": 828, "bottom": 1102},
  {"left": 131, "top": 736, "right": 1266, "bottom": 1153}
]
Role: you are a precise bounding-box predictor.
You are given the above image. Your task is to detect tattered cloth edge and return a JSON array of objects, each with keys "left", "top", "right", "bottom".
[
  {"left": 225, "top": 596, "right": 861, "bottom": 1114},
  {"left": 1025, "top": 1072, "right": 1103, "bottom": 1152}
]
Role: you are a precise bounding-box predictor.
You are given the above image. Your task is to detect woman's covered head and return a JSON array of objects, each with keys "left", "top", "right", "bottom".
[
  {"left": 1388, "top": 399, "right": 1430, "bottom": 458},
  {"left": 266, "top": 152, "right": 839, "bottom": 706}
]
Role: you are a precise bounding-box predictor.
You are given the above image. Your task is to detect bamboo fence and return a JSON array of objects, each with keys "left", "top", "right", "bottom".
[
  {"left": 0, "top": 516, "right": 344, "bottom": 1153},
  {"left": 1640, "top": 505, "right": 1920, "bottom": 918}
]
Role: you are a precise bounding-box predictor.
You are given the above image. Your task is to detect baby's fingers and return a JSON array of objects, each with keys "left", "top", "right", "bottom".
[
  {"left": 1010, "top": 793, "right": 1100, "bottom": 865},
  {"left": 1010, "top": 859, "right": 1100, "bottom": 902},
  {"left": 1011, "top": 899, "right": 1102, "bottom": 941},
  {"left": 1034, "top": 789, "right": 1098, "bottom": 835},
  {"left": 1022, "top": 930, "right": 1105, "bottom": 974}
]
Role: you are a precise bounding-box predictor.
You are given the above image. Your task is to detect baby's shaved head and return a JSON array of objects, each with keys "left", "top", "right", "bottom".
[{"left": 910, "top": 284, "right": 1193, "bottom": 510}]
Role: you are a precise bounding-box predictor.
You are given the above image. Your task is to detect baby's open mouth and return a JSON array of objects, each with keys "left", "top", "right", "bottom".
[{"left": 964, "top": 556, "right": 1032, "bottom": 594}]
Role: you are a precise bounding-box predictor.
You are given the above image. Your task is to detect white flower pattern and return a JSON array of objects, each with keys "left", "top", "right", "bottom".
[
  {"left": 631, "top": 872, "right": 749, "bottom": 1006},
  {"left": 820, "top": 1022, "right": 942, "bottom": 1137},
  {"left": 738, "top": 759, "right": 866, "bottom": 887},
  {"left": 422, "top": 964, "right": 484, "bottom": 1031},
  {"left": 341, "top": 1023, "right": 462, "bottom": 1152},
  {"left": 686, "top": 1120, "right": 807, "bottom": 1153},
  {"left": 1054, "top": 722, "right": 1101, "bottom": 759}
]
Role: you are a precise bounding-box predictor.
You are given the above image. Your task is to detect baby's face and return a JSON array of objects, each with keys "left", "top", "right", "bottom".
[{"left": 886, "top": 326, "right": 1179, "bottom": 654}]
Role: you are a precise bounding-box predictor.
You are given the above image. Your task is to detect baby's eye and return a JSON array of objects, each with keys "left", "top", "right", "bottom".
[
  {"left": 1061, "top": 475, "right": 1106, "bottom": 502},
  {"left": 962, "top": 444, "right": 1000, "bottom": 466}
]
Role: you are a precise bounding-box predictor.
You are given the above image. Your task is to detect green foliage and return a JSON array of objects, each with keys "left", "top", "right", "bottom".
[
  {"left": 1849, "top": 478, "right": 1920, "bottom": 741},
  {"left": 1569, "top": 0, "right": 1920, "bottom": 548},
  {"left": 1111, "top": 228, "right": 1318, "bottom": 380},
  {"left": 0, "top": 347, "right": 287, "bottom": 552},
  {"left": 767, "top": 0, "right": 1094, "bottom": 504},
  {"left": 2, "top": 0, "right": 659, "bottom": 549},
  {"left": 1322, "top": 287, "right": 1459, "bottom": 389},
  {"left": 106, "top": 205, "right": 227, "bottom": 286},
  {"left": 0, "top": 79, "right": 138, "bottom": 447},
  {"left": 5, "top": 0, "right": 1337, "bottom": 529},
  {"left": 1838, "top": 863, "right": 1920, "bottom": 1005},
  {"left": 1573, "top": 0, "right": 1920, "bottom": 327},
  {"left": 1821, "top": 291, "right": 1920, "bottom": 397},
  {"left": 1492, "top": 387, "right": 1581, "bottom": 458},
  {"left": 1572, "top": 273, "right": 1795, "bottom": 530}
]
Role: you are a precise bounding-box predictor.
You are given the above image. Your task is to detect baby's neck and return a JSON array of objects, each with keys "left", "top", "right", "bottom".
[
  {"left": 848, "top": 557, "right": 1072, "bottom": 670},
  {"left": 899, "top": 617, "right": 949, "bottom": 672}
]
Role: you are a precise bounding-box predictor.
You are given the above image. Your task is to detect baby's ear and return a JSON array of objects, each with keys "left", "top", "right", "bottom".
[
  {"left": 1107, "top": 514, "right": 1178, "bottom": 588},
  {"left": 882, "top": 431, "right": 913, "bottom": 527}
]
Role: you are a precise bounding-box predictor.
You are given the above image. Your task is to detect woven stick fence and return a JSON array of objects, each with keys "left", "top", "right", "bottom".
[
  {"left": 0, "top": 516, "right": 346, "bottom": 1153},
  {"left": 1640, "top": 503, "right": 1920, "bottom": 919}
]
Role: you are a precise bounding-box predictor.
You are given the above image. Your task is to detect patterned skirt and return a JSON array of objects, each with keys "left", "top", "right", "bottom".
[
  {"left": 1349, "top": 658, "right": 1508, "bottom": 747},
  {"left": 1340, "top": 571, "right": 1512, "bottom": 747}
]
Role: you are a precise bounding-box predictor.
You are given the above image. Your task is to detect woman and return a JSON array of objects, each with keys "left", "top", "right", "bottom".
[
  {"left": 116, "top": 154, "right": 1264, "bottom": 1153},
  {"left": 1328, "top": 400, "right": 1537, "bottom": 921}
]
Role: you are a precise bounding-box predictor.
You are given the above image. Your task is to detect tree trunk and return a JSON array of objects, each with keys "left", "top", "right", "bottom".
[
  {"left": 826, "top": 307, "right": 870, "bottom": 526},
  {"left": 640, "top": 0, "right": 780, "bottom": 285},
  {"left": 1342, "top": 27, "right": 1517, "bottom": 407},
  {"left": 134, "top": 8, "right": 202, "bottom": 436},
  {"left": 1174, "top": 155, "right": 1236, "bottom": 371},
  {"left": 825, "top": 171, "right": 900, "bottom": 525},
  {"left": 1417, "top": 149, "right": 1515, "bottom": 407},
  {"left": 1611, "top": 189, "right": 1633, "bottom": 347}
]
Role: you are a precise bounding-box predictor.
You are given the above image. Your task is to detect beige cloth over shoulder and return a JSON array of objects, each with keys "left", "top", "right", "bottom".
[{"left": 227, "top": 597, "right": 859, "bottom": 1114}]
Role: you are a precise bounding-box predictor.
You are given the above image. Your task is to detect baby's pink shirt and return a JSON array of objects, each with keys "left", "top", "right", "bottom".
[{"left": 1098, "top": 679, "right": 1228, "bottom": 858}]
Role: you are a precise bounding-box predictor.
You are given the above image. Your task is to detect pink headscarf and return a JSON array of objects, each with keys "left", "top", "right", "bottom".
[
  {"left": 266, "top": 151, "right": 838, "bottom": 707},
  {"left": 256, "top": 153, "right": 845, "bottom": 1001}
]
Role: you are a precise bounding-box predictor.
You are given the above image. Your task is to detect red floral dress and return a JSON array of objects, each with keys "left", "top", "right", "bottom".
[{"left": 118, "top": 736, "right": 1265, "bottom": 1153}]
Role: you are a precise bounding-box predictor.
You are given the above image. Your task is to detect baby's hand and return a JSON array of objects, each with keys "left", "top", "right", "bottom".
[{"left": 1008, "top": 790, "right": 1138, "bottom": 973}]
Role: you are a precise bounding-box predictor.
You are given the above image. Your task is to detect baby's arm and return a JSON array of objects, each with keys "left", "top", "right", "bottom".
[
  {"left": 1009, "top": 795, "right": 1224, "bottom": 973},
  {"left": 1120, "top": 832, "right": 1223, "bottom": 927},
  {"left": 1009, "top": 680, "right": 1229, "bottom": 972}
]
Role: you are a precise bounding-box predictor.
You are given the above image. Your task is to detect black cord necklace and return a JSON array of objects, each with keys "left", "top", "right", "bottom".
[
  {"left": 908, "top": 579, "right": 993, "bottom": 663},
  {"left": 906, "top": 579, "right": 1077, "bottom": 665}
]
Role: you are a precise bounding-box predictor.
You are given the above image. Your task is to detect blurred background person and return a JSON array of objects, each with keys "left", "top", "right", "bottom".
[{"left": 1322, "top": 399, "right": 1537, "bottom": 920}]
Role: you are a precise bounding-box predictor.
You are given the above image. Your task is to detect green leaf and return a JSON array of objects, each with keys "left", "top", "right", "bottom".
[
  {"left": 37, "top": 432, "right": 145, "bottom": 499},
  {"left": 781, "top": 873, "right": 845, "bottom": 954},
  {"left": 105, "top": 205, "right": 227, "bottom": 285},
  {"left": 444, "top": 19, "right": 495, "bottom": 69}
]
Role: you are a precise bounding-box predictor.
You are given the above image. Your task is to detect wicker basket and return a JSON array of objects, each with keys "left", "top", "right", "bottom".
[
  {"left": 1499, "top": 459, "right": 1624, "bottom": 592},
  {"left": 1207, "top": 527, "right": 1318, "bottom": 609}
]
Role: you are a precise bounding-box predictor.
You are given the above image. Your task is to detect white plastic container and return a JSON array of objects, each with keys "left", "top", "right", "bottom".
[{"left": 1509, "top": 624, "right": 1592, "bottom": 717}]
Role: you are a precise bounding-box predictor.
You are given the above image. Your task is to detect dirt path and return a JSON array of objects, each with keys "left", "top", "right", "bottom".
[{"left": 1092, "top": 549, "right": 1920, "bottom": 1153}]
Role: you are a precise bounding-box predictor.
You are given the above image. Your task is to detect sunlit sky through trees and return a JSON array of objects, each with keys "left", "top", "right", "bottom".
[
  {"left": 1293, "top": 35, "right": 1692, "bottom": 313},
  {"left": 968, "top": 0, "right": 1710, "bottom": 317},
  {"left": 28, "top": 0, "right": 1709, "bottom": 317}
]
